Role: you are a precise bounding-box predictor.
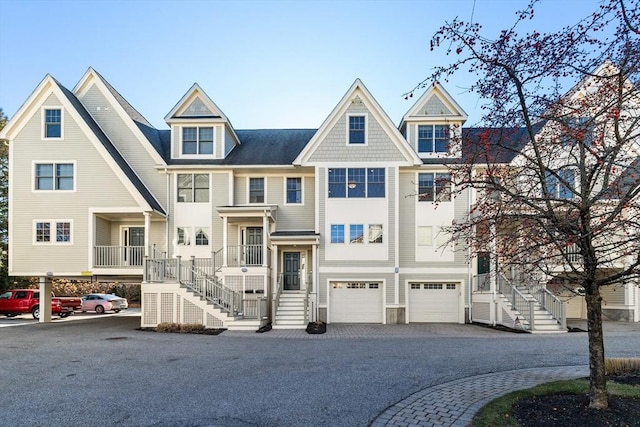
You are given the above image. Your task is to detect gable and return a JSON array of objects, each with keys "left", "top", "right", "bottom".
[
  {"left": 295, "top": 80, "right": 422, "bottom": 166},
  {"left": 401, "top": 83, "right": 467, "bottom": 123},
  {"left": 182, "top": 97, "right": 216, "bottom": 117}
]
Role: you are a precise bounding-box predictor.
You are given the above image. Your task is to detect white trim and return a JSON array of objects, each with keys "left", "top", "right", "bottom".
[
  {"left": 31, "top": 160, "right": 77, "bottom": 193},
  {"left": 72, "top": 68, "right": 166, "bottom": 166},
  {"left": 32, "top": 219, "right": 74, "bottom": 245},
  {"left": 401, "top": 82, "right": 468, "bottom": 123},
  {"left": 318, "top": 266, "right": 397, "bottom": 273},
  {"left": 283, "top": 176, "right": 304, "bottom": 206},
  {"left": 326, "top": 277, "right": 386, "bottom": 324},
  {"left": 294, "top": 80, "right": 422, "bottom": 166},
  {"left": 346, "top": 113, "right": 368, "bottom": 146},
  {"left": 178, "top": 124, "right": 217, "bottom": 159},
  {"left": 40, "top": 106, "right": 64, "bottom": 140},
  {"left": 247, "top": 176, "right": 267, "bottom": 204}
]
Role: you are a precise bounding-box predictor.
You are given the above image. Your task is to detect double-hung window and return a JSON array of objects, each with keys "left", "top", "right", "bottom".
[
  {"left": 35, "top": 163, "right": 74, "bottom": 191},
  {"left": 417, "top": 125, "right": 449, "bottom": 153},
  {"left": 286, "top": 177, "right": 302, "bottom": 204},
  {"left": 348, "top": 115, "right": 366, "bottom": 144},
  {"left": 177, "top": 174, "right": 209, "bottom": 202},
  {"left": 44, "top": 109, "right": 62, "bottom": 138},
  {"left": 418, "top": 172, "right": 451, "bottom": 202},
  {"left": 328, "top": 167, "right": 385, "bottom": 198},
  {"left": 545, "top": 170, "right": 575, "bottom": 199},
  {"left": 35, "top": 221, "right": 71, "bottom": 244},
  {"left": 249, "top": 177, "right": 265, "bottom": 203},
  {"left": 182, "top": 127, "right": 214, "bottom": 155}
]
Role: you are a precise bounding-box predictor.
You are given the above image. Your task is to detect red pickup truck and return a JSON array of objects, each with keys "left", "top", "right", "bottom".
[{"left": 0, "top": 289, "right": 82, "bottom": 320}]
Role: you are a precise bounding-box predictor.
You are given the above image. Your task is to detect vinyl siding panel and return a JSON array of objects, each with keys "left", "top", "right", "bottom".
[
  {"left": 79, "top": 85, "right": 166, "bottom": 207},
  {"left": 307, "top": 101, "right": 407, "bottom": 163},
  {"left": 211, "top": 173, "right": 230, "bottom": 251},
  {"left": 275, "top": 176, "right": 315, "bottom": 231},
  {"left": 95, "top": 217, "right": 110, "bottom": 246},
  {"left": 234, "top": 176, "right": 247, "bottom": 204},
  {"left": 10, "top": 93, "right": 141, "bottom": 274}
]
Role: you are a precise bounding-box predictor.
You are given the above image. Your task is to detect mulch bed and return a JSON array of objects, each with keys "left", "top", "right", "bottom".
[
  {"left": 137, "top": 327, "right": 225, "bottom": 335},
  {"left": 511, "top": 375, "right": 640, "bottom": 427}
]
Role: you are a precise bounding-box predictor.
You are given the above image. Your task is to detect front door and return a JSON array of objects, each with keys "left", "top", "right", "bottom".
[
  {"left": 124, "top": 227, "right": 144, "bottom": 266},
  {"left": 245, "top": 227, "right": 263, "bottom": 265},
  {"left": 283, "top": 252, "right": 300, "bottom": 291}
]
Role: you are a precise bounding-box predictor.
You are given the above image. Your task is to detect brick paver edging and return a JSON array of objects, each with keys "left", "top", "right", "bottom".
[{"left": 370, "top": 365, "right": 589, "bottom": 427}]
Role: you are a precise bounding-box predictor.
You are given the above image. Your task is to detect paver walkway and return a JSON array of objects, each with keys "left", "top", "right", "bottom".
[{"left": 370, "top": 365, "right": 589, "bottom": 426}]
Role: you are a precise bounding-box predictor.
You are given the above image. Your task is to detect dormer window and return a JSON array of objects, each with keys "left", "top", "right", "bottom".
[
  {"left": 418, "top": 125, "right": 449, "bottom": 153},
  {"left": 182, "top": 127, "right": 213, "bottom": 155}
]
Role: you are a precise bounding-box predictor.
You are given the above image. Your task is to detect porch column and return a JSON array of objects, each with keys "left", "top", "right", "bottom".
[
  {"left": 39, "top": 276, "right": 53, "bottom": 323},
  {"left": 222, "top": 216, "right": 228, "bottom": 267},
  {"left": 271, "top": 244, "right": 278, "bottom": 294},
  {"left": 489, "top": 220, "right": 498, "bottom": 326},
  {"left": 312, "top": 243, "right": 318, "bottom": 322},
  {"left": 262, "top": 214, "right": 268, "bottom": 267},
  {"left": 143, "top": 212, "right": 151, "bottom": 257}
]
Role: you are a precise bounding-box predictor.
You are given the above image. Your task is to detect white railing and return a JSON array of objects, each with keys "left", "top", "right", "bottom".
[
  {"left": 94, "top": 246, "right": 144, "bottom": 267},
  {"left": 225, "top": 245, "right": 271, "bottom": 267}
]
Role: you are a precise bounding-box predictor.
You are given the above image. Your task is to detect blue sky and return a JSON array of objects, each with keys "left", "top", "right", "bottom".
[{"left": 0, "top": 0, "right": 601, "bottom": 130}]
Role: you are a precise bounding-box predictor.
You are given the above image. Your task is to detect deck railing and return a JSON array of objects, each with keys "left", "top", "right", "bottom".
[
  {"left": 94, "top": 246, "right": 144, "bottom": 267},
  {"left": 225, "top": 245, "right": 271, "bottom": 267}
]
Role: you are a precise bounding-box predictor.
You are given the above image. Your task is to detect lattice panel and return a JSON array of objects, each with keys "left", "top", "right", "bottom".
[
  {"left": 225, "top": 275, "right": 243, "bottom": 292},
  {"left": 206, "top": 313, "right": 224, "bottom": 328},
  {"left": 245, "top": 275, "right": 264, "bottom": 292},
  {"left": 176, "top": 295, "right": 181, "bottom": 322},
  {"left": 183, "top": 299, "right": 203, "bottom": 324},
  {"left": 160, "top": 293, "right": 174, "bottom": 323},
  {"left": 143, "top": 293, "right": 157, "bottom": 325}
]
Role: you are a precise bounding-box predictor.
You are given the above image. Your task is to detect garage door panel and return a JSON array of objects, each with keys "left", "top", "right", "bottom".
[
  {"left": 331, "top": 282, "right": 382, "bottom": 323},
  {"left": 409, "top": 283, "right": 459, "bottom": 323}
]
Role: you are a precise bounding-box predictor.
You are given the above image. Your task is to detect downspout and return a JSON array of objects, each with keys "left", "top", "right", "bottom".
[{"left": 164, "top": 168, "right": 170, "bottom": 258}]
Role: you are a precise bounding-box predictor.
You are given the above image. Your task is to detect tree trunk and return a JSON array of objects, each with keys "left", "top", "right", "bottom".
[{"left": 585, "top": 284, "right": 608, "bottom": 409}]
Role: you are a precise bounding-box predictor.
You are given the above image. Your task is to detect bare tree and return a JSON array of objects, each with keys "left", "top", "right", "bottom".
[{"left": 415, "top": 0, "right": 640, "bottom": 409}]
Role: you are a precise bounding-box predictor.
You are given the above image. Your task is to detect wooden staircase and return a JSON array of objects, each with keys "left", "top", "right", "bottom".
[
  {"left": 273, "top": 292, "right": 307, "bottom": 329},
  {"left": 499, "top": 285, "right": 567, "bottom": 333}
]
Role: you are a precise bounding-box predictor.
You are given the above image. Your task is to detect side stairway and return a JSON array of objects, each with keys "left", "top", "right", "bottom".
[
  {"left": 498, "top": 286, "right": 566, "bottom": 334},
  {"left": 273, "top": 292, "right": 307, "bottom": 330},
  {"left": 180, "top": 284, "right": 263, "bottom": 331}
]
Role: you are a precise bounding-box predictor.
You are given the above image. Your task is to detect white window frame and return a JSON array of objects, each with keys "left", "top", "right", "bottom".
[
  {"left": 180, "top": 125, "right": 216, "bottom": 157},
  {"left": 33, "top": 220, "right": 73, "bottom": 245},
  {"left": 32, "top": 161, "right": 76, "bottom": 192},
  {"left": 41, "top": 106, "right": 64, "bottom": 140},
  {"left": 247, "top": 176, "right": 266, "bottom": 204},
  {"left": 284, "top": 177, "right": 304, "bottom": 205},
  {"left": 346, "top": 113, "right": 368, "bottom": 146},
  {"left": 416, "top": 124, "right": 449, "bottom": 154},
  {"left": 177, "top": 173, "right": 210, "bottom": 203},
  {"left": 177, "top": 227, "right": 191, "bottom": 246}
]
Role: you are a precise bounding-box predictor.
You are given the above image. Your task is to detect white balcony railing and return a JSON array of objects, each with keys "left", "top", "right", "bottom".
[{"left": 94, "top": 246, "right": 144, "bottom": 267}]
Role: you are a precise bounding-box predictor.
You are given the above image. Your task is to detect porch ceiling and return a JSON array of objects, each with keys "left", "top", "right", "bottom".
[
  {"left": 94, "top": 211, "right": 165, "bottom": 221},
  {"left": 216, "top": 205, "right": 277, "bottom": 222}
]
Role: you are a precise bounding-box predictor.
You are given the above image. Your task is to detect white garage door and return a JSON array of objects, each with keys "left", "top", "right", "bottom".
[
  {"left": 330, "top": 281, "right": 383, "bottom": 323},
  {"left": 409, "top": 283, "right": 459, "bottom": 323}
]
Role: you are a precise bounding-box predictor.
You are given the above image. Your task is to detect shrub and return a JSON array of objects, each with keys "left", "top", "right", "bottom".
[
  {"left": 157, "top": 322, "right": 182, "bottom": 333},
  {"left": 605, "top": 358, "right": 640, "bottom": 375},
  {"left": 180, "top": 323, "right": 206, "bottom": 333}
]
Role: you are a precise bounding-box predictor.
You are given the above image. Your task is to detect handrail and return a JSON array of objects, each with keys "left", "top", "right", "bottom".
[
  {"left": 272, "top": 274, "right": 283, "bottom": 326},
  {"left": 536, "top": 287, "right": 567, "bottom": 330},
  {"left": 179, "top": 259, "right": 242, "bottom": 315},
  {"left": 498, "top": 274, "right": 536, "bottom": 331},
  {"left": 303, "top": 273, "right": 312, "bottom": 324}
]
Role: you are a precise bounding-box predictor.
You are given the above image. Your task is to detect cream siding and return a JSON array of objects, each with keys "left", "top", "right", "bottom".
[
  {"left": 10, "top": 93, "right": 141, "bottom": 274},
  {"left": 79, "top": 85, "right": 166, "bottom": 206},
  {"left": 274, "top": 175, "right": 315, "bottom": 231},
  {"left": 211, "top": 173, "right": 230, "bottom": 251}
]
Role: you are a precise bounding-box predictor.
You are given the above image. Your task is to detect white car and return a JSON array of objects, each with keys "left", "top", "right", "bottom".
[{"left": 81, "top": 293, "right": 128, "bottom": 314}]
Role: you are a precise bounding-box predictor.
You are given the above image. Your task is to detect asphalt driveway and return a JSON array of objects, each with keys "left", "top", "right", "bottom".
[{"left": 1, "top": 315, "right": 638, "bottom": 427}]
